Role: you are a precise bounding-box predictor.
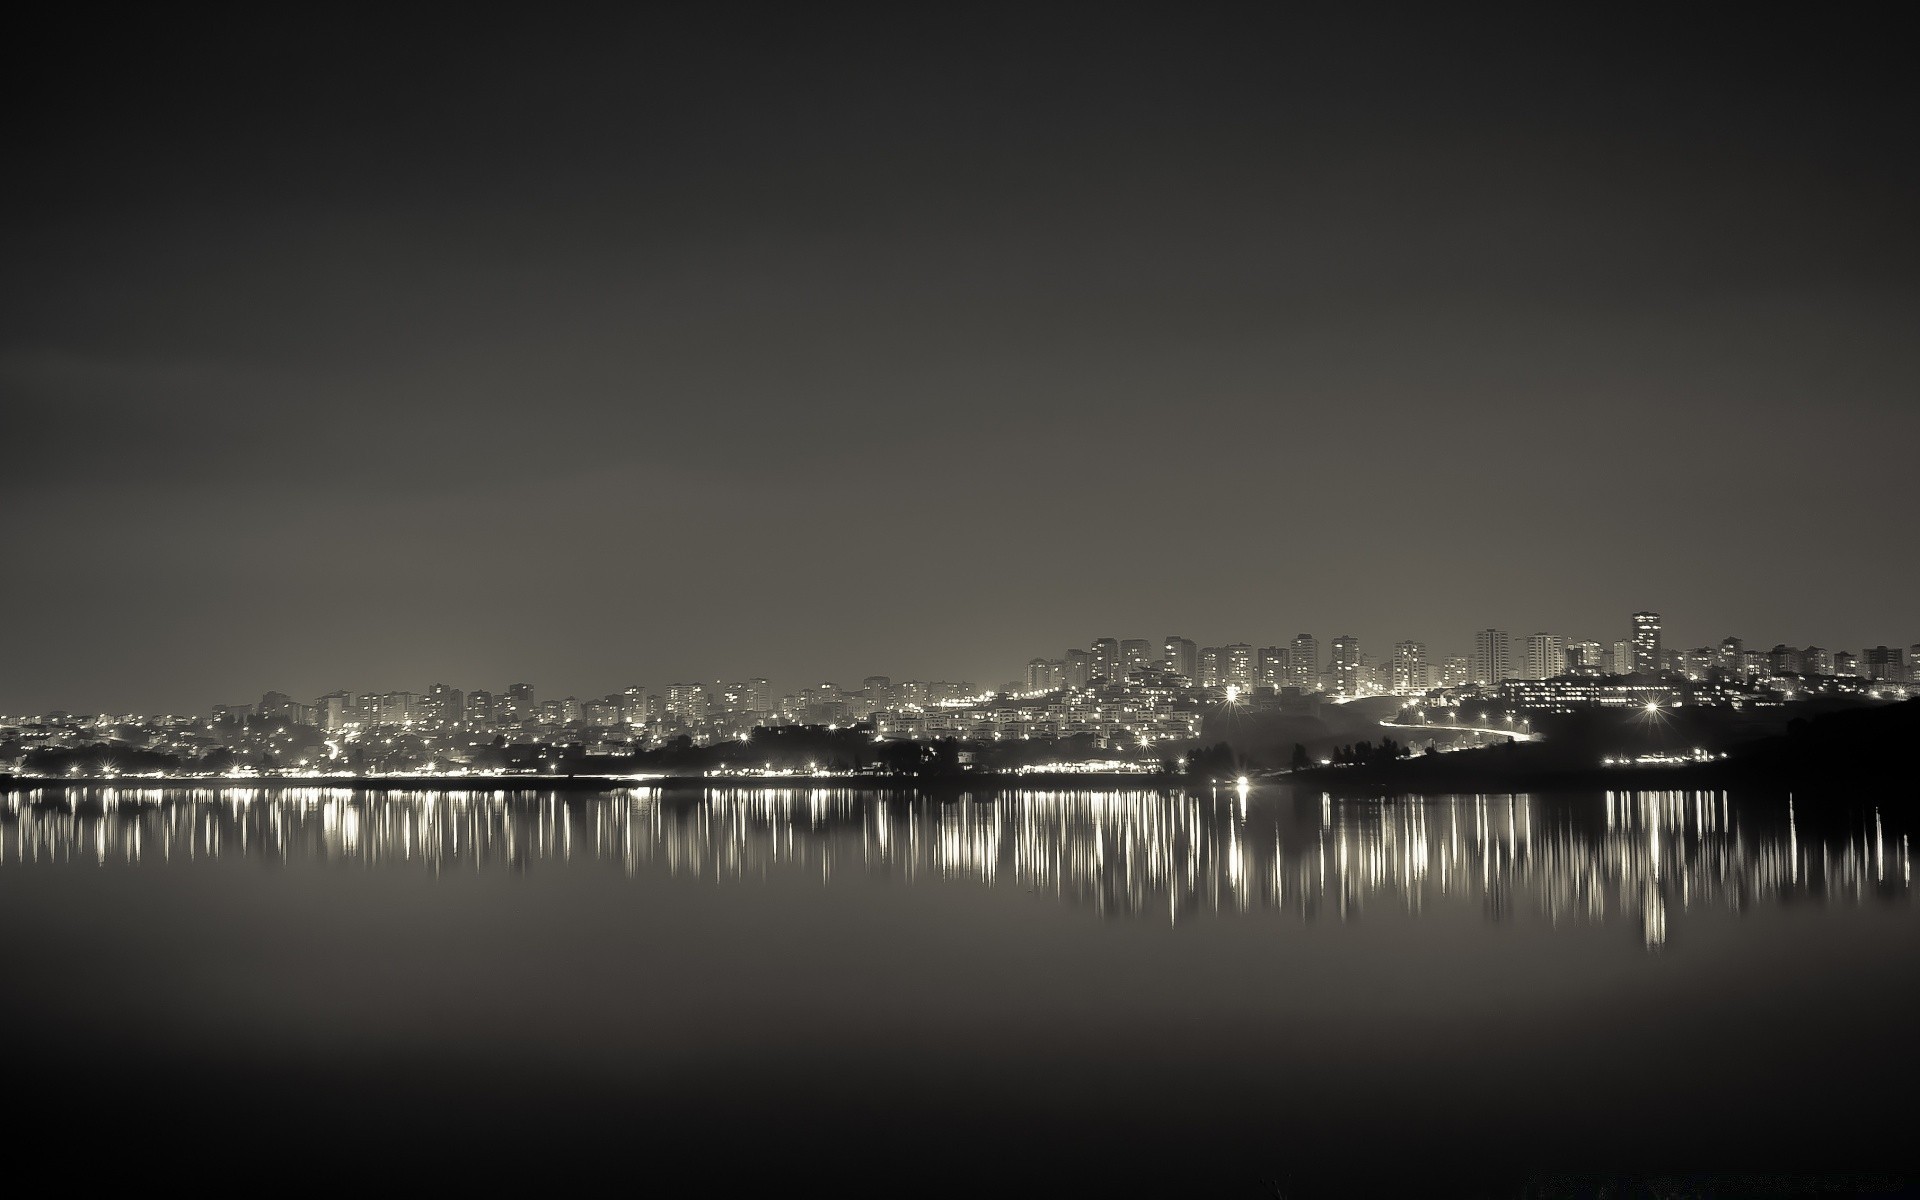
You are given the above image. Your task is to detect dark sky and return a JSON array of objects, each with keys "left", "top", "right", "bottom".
[{"left": 6, "top": 9, "right": 1915, "bottom": 712}]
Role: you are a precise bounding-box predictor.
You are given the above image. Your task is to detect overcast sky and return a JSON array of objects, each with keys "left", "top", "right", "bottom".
[{"left": 5, "top": 9, "right": 1915, "bottom": 712}]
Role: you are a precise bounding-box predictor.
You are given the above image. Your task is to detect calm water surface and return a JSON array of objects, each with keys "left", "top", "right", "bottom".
[{"left": 2, "top": 784, "right": 1912, "bottom": 1193}]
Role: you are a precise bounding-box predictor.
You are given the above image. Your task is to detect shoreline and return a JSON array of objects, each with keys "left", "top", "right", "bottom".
[
  {"left": 0, "top": 770, "right": 1203, "bottom": 794},
  {"left": 1, "top": 764, "right": 1757, "bottom": 796}
]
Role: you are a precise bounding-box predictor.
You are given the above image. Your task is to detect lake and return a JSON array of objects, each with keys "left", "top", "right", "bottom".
[{"left": 1, "top": 783, "right": 1912, "bottom": 1195}]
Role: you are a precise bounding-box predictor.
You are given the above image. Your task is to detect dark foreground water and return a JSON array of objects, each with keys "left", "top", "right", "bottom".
[{"left": 1, "top": 784, "right": 1913, "bottom": 1195}]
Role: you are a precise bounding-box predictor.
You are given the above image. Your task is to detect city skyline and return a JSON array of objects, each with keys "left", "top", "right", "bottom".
[
  {"left": 7, "top": 9, "right": 1917, "bottom": 720},
  {"left": 9, "top": 610, "right": 1914, "bottom": 721}
]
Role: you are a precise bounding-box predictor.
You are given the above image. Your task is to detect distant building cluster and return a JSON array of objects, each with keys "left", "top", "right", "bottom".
[{"left": 2, "top": 611, "right": 1912, "bottom": 775}]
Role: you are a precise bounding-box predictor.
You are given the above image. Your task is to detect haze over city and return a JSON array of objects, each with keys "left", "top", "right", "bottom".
[{"left": 6, "top": 9, "right": 1917, "bottom": 715}]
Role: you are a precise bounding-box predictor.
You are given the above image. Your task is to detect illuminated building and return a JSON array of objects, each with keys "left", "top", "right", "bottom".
[
  {"left": 1163, "top": 637, "right": 1198, "bottom": 684},
  {"left": 425, "top": 683, "right": 463, "bottom": 723},
  {"left": 667, "top": 683, "right": 707, "bottom": 723},
  {"left": 504, "top": 683, "right": 536, "bottom": 722},
  {"left": 1390, "top": 641, "right": 1427, "bottom": 694},
  {"left": 1257, "top": 646, "right": 1290, "bottom": 691},
  {"left": 1741, "top": 650, "right": 1768, "bottom": 679},
  {"left": 317, "top": 691, "right": 354, "bottom": 732},
  {"left": 1225, "top": 644, "right": 1255, "bottom": 694},
  {"left": 1063, "top": 650, "right": 1091, "bottom": 689},
  {"left": 1674, "top": 648, "right": 1720, "bottom": 679},
  {"left": 1864, "top": 646, "right": 1907, "bottom": 682},
  {"left": 1440, "top": 655, "right": 1469, "bottom": 687},
  {"left": 1119, "top": 639, "right": 1151, "bottom": 682},
  {"left": 1631, "top": 611, "right": 1662, "bottom": 676},
  {"left": 466, "top": 689, "right": 495, "bottom": 726},
  {"left": 1523, "top": 634, "right": 1566, "bottom": 681},
  {"left": 1026, "top": 658, "right": 1053, "bottom": 691},
  {"left": 1802, "top": 646, "right": 1833, "bottom": 677},
  {"left": 1090, "top": 638, "right": 1120, "bottom": 684},
  {"left": 1608, "top": 640, "right": 1631, "bottom": 676},
  {"left": 1199, "top": 647, "right": 1223, "bottom": 688},
  {"left": 1565, "top": 640, "right": 1603, "bottom": 675},
  {"left": 1288, "top": 634, "right": 1318, "bottom": 690},
  {"left": 614, "top": 687, "right": 644, "bottom": 724},
  {"left": 1499, "top": 677, "right": 1678, "bottom": 712},
  {"left": 583, "top": 699, "right": 617, "bottom": 725},
  {"left": 1472, "top": 629, "right": 1510, "bottom": 686},
  {"left": 1768, "top": 644, "right": 1803, "bottom": 676},
  {"left": 380, "top": 692, "right": 420, "bottom": 725},
  {"left": 1718, "top": 636, "right": 1744, "bottom": 675},
  {"left": 1834, "top": 651, "right": 1858, "bottom": 677},
  {"left": 1331, "top": 636, "right": 1360, "bottom": 697}
]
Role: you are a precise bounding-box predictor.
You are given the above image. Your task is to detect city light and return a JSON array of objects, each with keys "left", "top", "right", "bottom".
[{"left": 2, "top": 616, "right": 1910, "bottom": 783}]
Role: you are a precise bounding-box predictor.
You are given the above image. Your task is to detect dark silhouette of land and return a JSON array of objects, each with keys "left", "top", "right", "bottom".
[{"left": 1295, "top": 698, "right": 1920, "bottom": 799}]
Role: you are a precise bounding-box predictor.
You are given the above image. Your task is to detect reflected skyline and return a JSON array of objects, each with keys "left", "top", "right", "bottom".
[{"left": 4, "top": 785, "right": 1906, "bottom": 949}]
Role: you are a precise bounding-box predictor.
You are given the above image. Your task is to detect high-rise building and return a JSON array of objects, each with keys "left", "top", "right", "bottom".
[
  {"left": 1199, "top": 647, "right": 1223, "bottom": 688},
  {"left": 1472, "top": 629, "right": 1510, "bottom": 686},
  {"left": 380, "top": 692, "right": 420, "bottom": 725},
  {"left": 1768, "top": 645, "right": 1803, "bottom": 676},
  {"left": 1090, "top": 638, "right": 1120, "bottom": 685},
  {"left": 1224, "top": 644, "right": 1255, "bottom": 694},
  {"left": 1802, "top": 646, "right": 1834, "bottom": 677},
  {"left": 666, "top": 683, "right": 707, "bottom": 723},
  {"left": 1119, "top": 639, "right": 1151, "bottom": 683},
  {"left": 1256, "top": 646, "right": 1290, "bottom": 691},
  {"left": 1608, "top": 640, "right": 1631, "bottom": 676},
  {"left": 1523, "top": 634, "right": 1567, "bottom": 681},
  {"left": 1064, "top": 649, "right": 1092, "bottom": 688},
  {"left": 1331, "top": 636, "right": 1361, "bottom": 698},
  {"left": 1390, "top": 641, "right": 1428, "bottom": 695},
  {"left": 504, "top": 684, "right": 536, "bottom": 722},
  {"left": 615, "top": 687, "right": 644, "bottom": 724},
  {"left": 1565, "top": 640, "right": 1604, "bottom": 675},
  {"left": 1672, "top": 648, "right": 1717, "bottom": 680},
  {"left": 1718, "top": 637, "right": 1744, "bottom": 676},
  {"left": 1289, "top": 635, "right": 1319, "bottom": 690},
  {"left": 1026, "top": 658, "right": 1053, "bottom": 691},
  {"left": 1834, "top": 651, "right": 1858, "bottom": 678},
  {"left": 1163, "top": 637, "right": 1199, "bottom": 684},
  {"left": 425, "top": 683, "right": 463, "bottom": 724},
  {"left": 1864, "top": 646, "right": 1907, "bottom": 682},
  {"left": 317, "top": 691, "right": 354, "bottom": 732},
  {"left": 1440, "top": 656, "right": 1470, "bottom": 687},
  {"left": 1631, "top": 612, "right": 1662, "bottom": 677},
  {"left": 467, "top": 689, "right": 495, "bottom": 726}
]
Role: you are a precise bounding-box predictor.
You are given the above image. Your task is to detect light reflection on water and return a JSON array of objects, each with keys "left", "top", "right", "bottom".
[{"left": 3, "top": 785, "right": 1906, "bottom": 947}]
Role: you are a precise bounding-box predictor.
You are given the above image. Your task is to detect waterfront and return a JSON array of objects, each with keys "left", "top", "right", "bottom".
[{"left": 2, "top": 784, "right": 1913, "bottom": 1192}]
